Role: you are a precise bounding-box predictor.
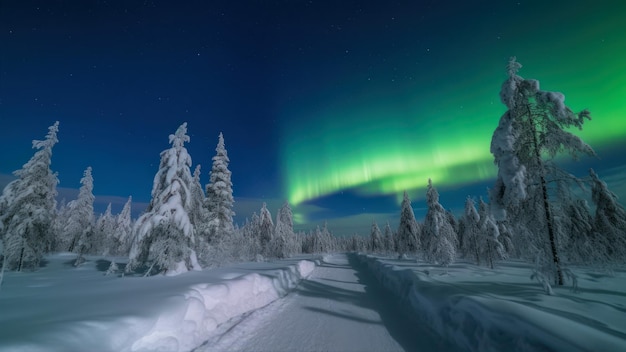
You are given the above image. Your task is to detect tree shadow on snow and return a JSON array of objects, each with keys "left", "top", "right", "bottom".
[
  {"left": 294, "top": 254, "right": 456, "bottom": 352},
  {"left": 347, "top": 254, "right": 458, "bottom": 352}
]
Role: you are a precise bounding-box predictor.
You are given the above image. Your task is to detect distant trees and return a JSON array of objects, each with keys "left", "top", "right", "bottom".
[
  {"left": 370, "top": 221, "right": 384, "bottom": 253},
  {"left": 422, "top": 179, "right": 457, "bottom": 266},
  {"left": 383, "top": 222, "right": 395, "bottom": 253},
  {"left": 461, "top": 197, "right": 481, "bottom": 265},
  {"left": 0, "top": 122, "right": 60, "bottom": 271},
  {"left": 396, "top": 191, "right": 420, "bottom": 256},
  {"left": 589, "top": 169, "right": 626, "bottom": 262},
  {"left": 66, "top": 167, "right": 96, "bottom": 265},
  {"left": 115, "top": 196, "right": 133, "bottom": 256},
  {"left": 127, "top": 123, "right": 200, "bottom": 276},
  {"left": 490, "top": 57, "right": 594, "bottom": 285},
  {"left": 205, "top": 133, "right": 235, "bottom": 243},
  {"left": 272, "top": 201, "right": 295, "bottom": 258}
]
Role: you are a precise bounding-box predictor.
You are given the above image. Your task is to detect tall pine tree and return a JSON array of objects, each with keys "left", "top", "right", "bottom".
[
  {"left": 128, "top": 123, "right": 200, "bottom": 276},
  {"left": 490, "top": 57, "right": 594, "bottom": 285},
  {"left": 0, "top": 122, "right": 59, "bottom": 271},
  {"left": 205, "top": 133, "right": 235, "bottom": 243},
  {"left": 396, "top": 191, "right": 420, "bottom": 256}
]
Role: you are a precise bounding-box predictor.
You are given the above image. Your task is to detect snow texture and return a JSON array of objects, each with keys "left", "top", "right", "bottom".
[
  {"left": 0, "top": 253, "right": 316, "bottom": 352},
  {"left": 357, "top": 254, "right": 626, "bottom": 352}
]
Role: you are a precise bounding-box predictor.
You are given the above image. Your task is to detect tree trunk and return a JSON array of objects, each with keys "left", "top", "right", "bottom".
[
  {"left": 18, "top": 246, "right": 25, "bottom": 272},
  {"left": 539, "top": 172, "right": 564, "bottom": 285},
  {"left": 528, "top": 111, "right": 564, "bottom": 286}
]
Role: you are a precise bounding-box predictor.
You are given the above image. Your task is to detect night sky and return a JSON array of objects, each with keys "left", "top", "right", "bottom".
[{"left": 1, "top": 1, "right": 625, "bottom": 235}]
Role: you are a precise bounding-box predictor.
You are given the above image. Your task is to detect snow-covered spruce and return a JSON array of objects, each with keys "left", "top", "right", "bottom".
[
  {"left": 0, "top": 121, "right": 59, "bottom": 272},
  {"left": 396, "top": 191, "right": 420, "bottom": 256},
  {"left": 589, "top": 168, "right": 626, "bottom": 263},
  {"left": 66, "top": 167, "right": 96, "bottom": 264},
  {"left": 490, "top": 57, "right": 594, "bottom": 285},
  {"left": 370, "top": 221, "right": 384, "bottom": 253},
  {"left": 422, "top": 179, "right": 457, "bottom": 266},
  {"left": 204, "top": 132, "right": 235, "bottom": 243},
  {"left": 127, "top": 122, "right": 201, "bottom": 276}
]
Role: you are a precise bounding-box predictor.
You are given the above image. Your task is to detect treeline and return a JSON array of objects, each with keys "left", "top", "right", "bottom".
[
  {"left": 0, "top": 122, "right": 348, "bottom": 278},
  {"left": 358, "top": 58, "right": 626, "bottom": 288}
]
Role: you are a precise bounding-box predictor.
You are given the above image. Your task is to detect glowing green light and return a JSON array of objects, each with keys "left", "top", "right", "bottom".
[{"left": 281, "top": 11, "right": 626, "bottom": 205}]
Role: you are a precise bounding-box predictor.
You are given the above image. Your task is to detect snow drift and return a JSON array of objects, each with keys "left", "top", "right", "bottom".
[
  {"left": 0, "top": 254, "right": 316, "bottom": 352},
  {"left": 356, "top": 254, "right": 626, "bottom": 352}
]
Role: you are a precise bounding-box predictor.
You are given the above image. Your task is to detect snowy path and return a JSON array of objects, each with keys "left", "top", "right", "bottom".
[{"left": 201, "top": 253, "right": 453, "bottom": 352}]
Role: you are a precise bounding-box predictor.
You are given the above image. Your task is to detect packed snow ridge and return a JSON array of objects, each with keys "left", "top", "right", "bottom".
[
  {"left": 357, "top": 254, "right": 626, "bottom": 352},
  {"left": 133, "top": 260, "right": 316, "bottom": 351},
  {"left": 0, "top": 255, "right": 316, "bottom": 352}
]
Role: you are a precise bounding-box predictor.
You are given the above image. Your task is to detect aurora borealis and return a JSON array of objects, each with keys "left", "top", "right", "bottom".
[
  {"left": 1, "top": 1, "right": 625, "bottom": 235},
  {"left": 280, "top": 1, "right": 626, "bottom": 212}
]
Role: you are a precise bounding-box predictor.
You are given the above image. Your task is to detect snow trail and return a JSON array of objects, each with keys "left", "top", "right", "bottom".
[{"left": 204, "top": 253, "right": 453, "bottom": 352}]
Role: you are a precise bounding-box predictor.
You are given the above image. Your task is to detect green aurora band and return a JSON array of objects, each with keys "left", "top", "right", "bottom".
[{"left": 282, "top": 7, "right": 626, "bottom": 206}]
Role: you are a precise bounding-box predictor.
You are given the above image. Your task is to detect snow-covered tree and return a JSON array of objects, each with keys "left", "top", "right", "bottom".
[
  {"left": 461, "top": 197, "right": 481, "bottom": 265},
  {"left": 370, "top": 221, "right": 384, "bottom": 253},
  {"left": 52, "top": 199, "right": 71, "bottom": 252},
  {"left": 94, "top": 203, "right": 117, "bottom": 256},
  {"left": 127, "top": 123, "right": 200, "bottom": 276},
  {"left": 115, "top": 196, "right": 133, "bottom": 256},
  {"left": 240, "top": 213, "right": 262, "bottom": 260},
  {"left": 422, "top": 179, "right": 457, "bottom": 266},
  {"left": 383, "top": 222, "right": 395, "bottom": 253},
  {"left": 560, "top": 198, "right": 596, "bottom": 264},
  {"left": 0, "top": 121, "right": 59, "bottom": 271},
  {"left": 66, "top": 167, "right": 95, "bottom": 263},
  {"left": 480, "top": 215, "right": 507, "bottom": 269},
  {"left": 590, "top": 168, "right": 626, "bottom": 262},
  {"left": 490, "top": 57, "right": 594, "bottom": 285},
  {"left": 190, "top": 165, "right": 208, "bottom": 230},
  {"left": 271, "top": 201, "right": 295, "bottom": 258},
  {"left": 320, "top": 222, "right": 335, "bottom": 252},
  {"left": 205, "top": 133, "right": 235, "bottom": 243},
  {"left": 258, "top": 203, "right": 274, "bottom": 256},
  {"left": 396, "top": 191, "right": 420, "bottom": 256}
]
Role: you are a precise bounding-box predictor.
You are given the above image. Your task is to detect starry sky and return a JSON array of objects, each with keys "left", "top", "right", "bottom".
[{"left": 1, "top": 1, "right": 625, "bottom": 235}]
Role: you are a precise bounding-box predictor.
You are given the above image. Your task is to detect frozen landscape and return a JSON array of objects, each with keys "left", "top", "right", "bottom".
[
  {"left": 2, "top": 2, "right": 626, "bottom": 352},
  {"left": 1, "top": 252, "right": 625, "bottom": 351}
]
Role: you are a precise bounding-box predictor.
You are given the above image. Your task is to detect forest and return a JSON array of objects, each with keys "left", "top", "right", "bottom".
[{"left": 1, "top": 58, "right": 625, "bottom": 290}]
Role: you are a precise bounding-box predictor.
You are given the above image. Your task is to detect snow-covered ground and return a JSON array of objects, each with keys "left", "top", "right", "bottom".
[
  {"left": 0, "top": 253, "right": 316, "bottom": 352},
  {"left": 2, "top": 252, "right": 625, "bottom": 352},
  {"left": 358, "top": 254, "right": 626, "bottom": 352},
  {"left": 200, "top": 253, "right": 453, "bottom": 352}
]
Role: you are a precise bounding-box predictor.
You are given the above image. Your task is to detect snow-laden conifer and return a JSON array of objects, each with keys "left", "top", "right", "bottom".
[
  {"left": 461, "top": 197, "right": 481, "bottom": 265},
  {"left": 422, "top": 179, "right": 457, "bottom": 266},
  {"left": 66, "top": 167, "right": 95, "bottom": 263},
  {"left": 396, "top": 191, "right": 420, "bottom": 256},
  {"left": 271, "top": 202, "right": 293, "bottom": 258},
  {"left": 490, "top": 57, "right": 594, "bottom": 285},
  {"left": 370, "top": 221, "right": 384, "bottom": 253},
  {"left": 190, "top": 165, "right": 208, "bottom": 230},
  {"left": 590, "top": 169, "right": 626, "bottom": 262},
  {"left": 383, "top": 222, "right": 395, "bottom": 253},
  {"left": 127, "top": 123, "right": 200, "bottom": 276},
  {"left": 205, "top": 133, "right": 235, "bottom": 242},
  {"left": 561, "top": 198, "right": 596, "bottom": 264},
  {"left": 0, "top": 122, "right": 59, "bottom": 271},
  {"left": 95, "top": 203, "right": 116, "bottom": 255},
  {"left": 258, "top": 203, "right": 274, "bottom": 256},
  {"left": 115, "top": 196, "right": 133, "bottom": 256}
]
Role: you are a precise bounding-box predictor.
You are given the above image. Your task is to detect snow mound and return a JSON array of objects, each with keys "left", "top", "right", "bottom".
[
  {"left": 130, "top": 259, "right": 315, "bottom": 351},
  {"left": 357, "top": 254, "right": 626, "bottom": 352},
  {"left": 0, "top": 255, "right": 316, "bottom": 352}
]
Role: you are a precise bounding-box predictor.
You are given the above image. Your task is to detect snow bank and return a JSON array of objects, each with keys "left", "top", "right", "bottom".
[
  {"left": 0, "top": 255, "right": 315, "bottom": 352},
  {"left": 357, "top": 254, "right": 626, "bottom": 352},
  {"left": 131, "top": 260, "right": 315, "bottom": 351}
]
